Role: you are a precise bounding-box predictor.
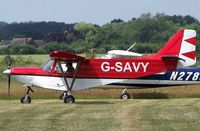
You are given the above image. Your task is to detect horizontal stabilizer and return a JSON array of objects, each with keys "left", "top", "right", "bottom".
[
  {"left": 108, "top": 50, "right": 142, "bottom": 57},
  {"left": 162, "top": 55, "right": 185, "bottom": 61}
]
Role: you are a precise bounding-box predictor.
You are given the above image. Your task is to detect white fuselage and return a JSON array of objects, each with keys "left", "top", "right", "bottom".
[
  {"left": 13, "top": 73, "right": 200, "bottom": 91},
  {"left": 13, "top": 75, "right": 126, "bottom": 91}
]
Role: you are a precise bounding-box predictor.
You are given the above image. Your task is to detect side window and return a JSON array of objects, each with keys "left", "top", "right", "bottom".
[
  {"left": 54, "top": 64, "right": 61, "bottom": 73},
  {"left": 53, "top": 61, "right": 77, "bottom": 73},
  {"left": 54, "top": 63, "right": 67, "bottom": 73},
  {"left": 65, "top": 62, "right": 75, "bottom": 73}
]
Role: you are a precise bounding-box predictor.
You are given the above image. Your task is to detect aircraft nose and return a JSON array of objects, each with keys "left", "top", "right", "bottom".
[{"left": 3, "top": 69, "right": 11, "bottom": 74}]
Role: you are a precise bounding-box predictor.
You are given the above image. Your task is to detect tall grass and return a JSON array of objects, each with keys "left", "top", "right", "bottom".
[{"left": 1, "top": 78, "right": 200, "bottom": 99}]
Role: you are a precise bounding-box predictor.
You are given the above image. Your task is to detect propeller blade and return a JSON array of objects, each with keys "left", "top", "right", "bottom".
[
  {"left": 8, "top": 74, "right": 11, "bottom": 97},
  {"left": 3, "top": 69, "right": 11, "bottom": 96}
]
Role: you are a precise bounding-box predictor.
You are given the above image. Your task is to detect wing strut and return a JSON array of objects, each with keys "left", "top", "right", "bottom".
[
  {"left": 69, "top": 60, "right": 81, "bottom": 91},
  {"left": 57, "top": 60, "right": 81, "bottom": 93},
  {"left": 57, "top": 61, "right": 70, "bottom": 91}
]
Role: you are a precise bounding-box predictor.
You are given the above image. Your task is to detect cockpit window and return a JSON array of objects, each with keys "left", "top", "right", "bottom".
[
  {"left": 40, "top": 58, "right": 54, "bottom": 72},
  {"left": 54, "top": 61, "right": 76, "bottom": 73}
]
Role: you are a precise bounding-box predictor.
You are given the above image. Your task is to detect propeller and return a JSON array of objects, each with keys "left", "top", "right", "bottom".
[
  {"left": 3, "top": 55, "right": 12, "bottom": 97},
  {"left": 1, "top": 45, "right": 12, "bottom": 97},
  {"left": 7, "top": 62, "right": 11, "bottom": 97}
]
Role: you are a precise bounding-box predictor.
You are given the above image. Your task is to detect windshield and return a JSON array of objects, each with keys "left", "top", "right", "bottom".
[{"left": 40, "top": 58, "right": 54, "bottom": 72}]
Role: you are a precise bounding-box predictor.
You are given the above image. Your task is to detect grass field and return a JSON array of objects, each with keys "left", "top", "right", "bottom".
[
  {"left": 0, "top": 55, "right": 200, "bottom": 130},
  {"left": 0, "top": 54, "right": 48, "bottom": 64},
  {"left": 0, "top": 98, "right": 200, "bottom": 131}
]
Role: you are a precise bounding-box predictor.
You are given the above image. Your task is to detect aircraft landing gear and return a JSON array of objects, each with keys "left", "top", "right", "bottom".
[
  {"left": 20, "top": 86, "right": 33, "bottom": 104},
  {"left": 57, "top": 60, "right": 81, "bottom": 104},
  {"left": 63, "top": 91, "right": 75, "bottom": 104},
  {"left": 59, "top": 92, "right": 75, "bottom": 103},
  {"left": 120, "top": 88, "right": 131, "bottom": 100},
  {"left": 59, "top": 92, "right": 64, "bottom": 100}
]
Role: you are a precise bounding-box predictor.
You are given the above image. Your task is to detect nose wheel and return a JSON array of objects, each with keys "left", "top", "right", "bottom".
[
  {"left": 20, "top": 86, "right": 33, "bottom": 104},
  {"left": 21, "top": 95, "right": 31, "bottom": 104},
  {"left": 120, "top": 88, "right": 131, "bottom": 100}
]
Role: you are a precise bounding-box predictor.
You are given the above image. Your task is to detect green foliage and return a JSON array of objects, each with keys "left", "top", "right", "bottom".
[
  {"left": 0, "top": 22, "right": 74, "bottom": 40},
  {"left": 10, "top": 45, "right": 37, "bottom": 54},
  {"left": 0, "top": 45, "right": 37, "bottom": 55},
  {"left": 41, "top": 42, "right": 75, "bottom": 53},
  {"left": 0, "top": 13, "right": 199, "bottom": 55},
  {"left": 135, "top": 43, "right": 163, "bottom": 54},
  {"left": 1, "top": 55, "right": 14, "bottom": 66},
  {"left": 84, "top": 51, "right": 96, "bottom": 58},
  {"left": 14, "top": 55, "right": 34, "bottom": 65},
  {"left": 0, "top": 55, "right": 36, "bottom": 67},
  {"left": 110, "top": 18, "right": 124, "bottom": 23},
  {"left": 74, "top": 22, "right": 97, "bottom": 36}
]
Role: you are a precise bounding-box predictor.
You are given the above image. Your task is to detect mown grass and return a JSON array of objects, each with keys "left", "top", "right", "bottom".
[
  {"left": 1, "top": 80, "right": 200, "bottom": 100},
  {"left": 0, "top": 99, "right": 120, "bottom": 131},
  {"left": 0, "top": 99, "right": 200, "bottom": 131}
]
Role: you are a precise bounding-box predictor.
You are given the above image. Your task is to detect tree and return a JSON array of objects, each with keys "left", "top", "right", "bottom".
[
  {"left": 43, "top": 32, "right": 67, "bottom": 42},
  {"left": 168, "top": 15, "right": 199, "bottom": 26},
  {"left": 0, "top": 21, "right": 74, "bottom": 40},
  {"left": 111, "top": 19, "right": 124, "bottom": 23},
  {"left": 74, "top": 22, "right": 97, "bottom": 36},
  {"left": 9, "top": 45, "right": 37, "bottom": 54}
]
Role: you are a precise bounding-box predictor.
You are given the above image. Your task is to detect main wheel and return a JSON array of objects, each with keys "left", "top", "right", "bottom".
[
  {"left": 120, "top": 92, "right": 131, "bottom": 100},
  {"left": 64, "top": 95, "right": 75, "bottom": 103},
  {"left": 20, "top": 95, "right": 31, "bottom": 104}
]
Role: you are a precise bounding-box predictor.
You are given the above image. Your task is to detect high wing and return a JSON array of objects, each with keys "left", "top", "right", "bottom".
[{"left": 50, "top": 51, "right": 85, "bottom": 61}]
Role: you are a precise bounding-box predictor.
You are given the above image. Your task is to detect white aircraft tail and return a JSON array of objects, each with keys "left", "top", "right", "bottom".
[{"left": 177, "top": 29, "right": 196, "bottom": 67}]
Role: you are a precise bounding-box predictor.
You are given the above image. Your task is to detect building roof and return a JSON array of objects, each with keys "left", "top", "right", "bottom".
[
  {"left": 2, "top": 38, "right": 39, "bottom": 48},
  {"left": 10, "top": 38, "right": 33, "bottom": 45}
]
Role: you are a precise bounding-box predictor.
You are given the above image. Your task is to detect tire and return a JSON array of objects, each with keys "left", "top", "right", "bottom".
[
  {"left": 64, "top": 95, "right": 75, "bottom": 104},
  {"left": 20, "top": 95, "right": 31, "bottom": 104},
  {"left": 120, "top": 92, "right": 131, "bottom": 100}
]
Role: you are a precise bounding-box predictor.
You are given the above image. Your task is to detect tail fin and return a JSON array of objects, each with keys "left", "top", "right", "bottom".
[{"left": 156, "top": 29, "right": 196, "bottom": 67}]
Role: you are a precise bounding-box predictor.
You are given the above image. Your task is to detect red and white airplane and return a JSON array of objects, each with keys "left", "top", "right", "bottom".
[{"left": 3, "top": 29, "right": 197, "bottom": 103}]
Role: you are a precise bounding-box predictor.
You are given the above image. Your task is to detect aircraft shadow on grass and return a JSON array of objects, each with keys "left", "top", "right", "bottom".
[
  {"left": 75, "top": 101, "right": 114, "bottom": 105},
  {"left": 130, "top": 92, "right": 169, "bottom": 99}
]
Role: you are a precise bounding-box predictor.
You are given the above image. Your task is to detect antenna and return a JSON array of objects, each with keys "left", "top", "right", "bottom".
[{"left": 127, "top": 43, "right": 136, "bottom": 51}]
